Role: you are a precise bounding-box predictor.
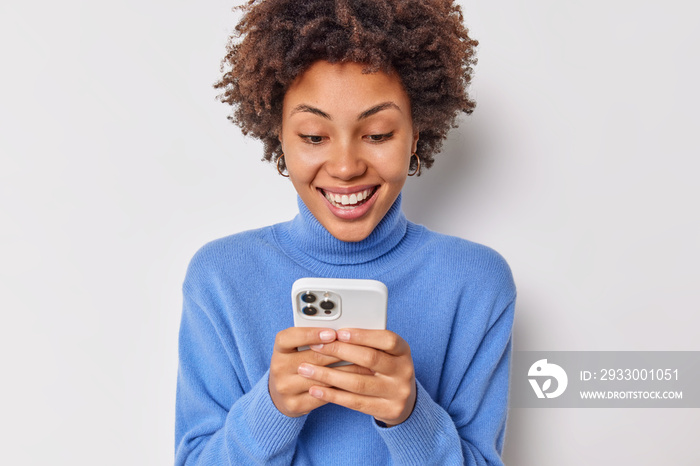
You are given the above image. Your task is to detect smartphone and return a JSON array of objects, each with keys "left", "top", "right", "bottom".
[{"left": 292, "top": 278, "right": 388, "bottom": 359}]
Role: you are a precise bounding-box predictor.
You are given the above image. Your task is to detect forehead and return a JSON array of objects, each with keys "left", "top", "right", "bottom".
[{"left": 283, "top": 61, "right": 411, "bottom": 116}]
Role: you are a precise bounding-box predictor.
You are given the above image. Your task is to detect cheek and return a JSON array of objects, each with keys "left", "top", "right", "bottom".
[
  {"left": 384, "top": 169, "right": 408, "bottom": 187},
  {"left": 379, "top": 134, "right": 415, "bottom": 178},
  {"left": 285, "top": 153, "right": 321, "bottom": 186},
  {"left": 280, "top": 135, "right": 323, "bottom": 184},
  {"left": 377, "top": 153, "right": 411, "bottom": 183}
]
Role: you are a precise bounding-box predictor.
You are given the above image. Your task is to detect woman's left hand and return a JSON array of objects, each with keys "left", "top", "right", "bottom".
[{"left": 299, "top": 329, "right": 416, "bottom": 426}]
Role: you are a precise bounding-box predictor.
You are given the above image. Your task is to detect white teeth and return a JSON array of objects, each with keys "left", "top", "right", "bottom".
[{"left": 324, "top": 188, "right": 374, "bottom": 208}]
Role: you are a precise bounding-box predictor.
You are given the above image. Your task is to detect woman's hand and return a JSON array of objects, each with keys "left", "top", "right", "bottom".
[
  {"left": 269, "top": 327, "right": 373, "bottom": 417},
  {"left": 269, "top": 327, "right": 340, "bottom": 417},
  {"left": 298, "top": 329, "right": 417, "bottom": 427}
]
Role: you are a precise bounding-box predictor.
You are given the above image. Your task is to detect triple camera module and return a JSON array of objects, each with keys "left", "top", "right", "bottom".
[{"left": 298, "top": 290, "right": 340, "bottom": 319}]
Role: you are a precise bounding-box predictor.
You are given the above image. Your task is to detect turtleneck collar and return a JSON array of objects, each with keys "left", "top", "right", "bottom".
[{"left": 273, "top": 193, "right": 422, "bottom": 275}]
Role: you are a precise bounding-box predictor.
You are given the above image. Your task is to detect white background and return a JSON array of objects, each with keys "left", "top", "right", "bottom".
[{"left": 1, "top": 1, "right": 698, "bottom": 464}]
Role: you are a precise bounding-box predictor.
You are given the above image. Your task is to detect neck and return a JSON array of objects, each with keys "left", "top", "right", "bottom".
[{"left": 273, "top": 193, "right": 423, "bottom": 276}]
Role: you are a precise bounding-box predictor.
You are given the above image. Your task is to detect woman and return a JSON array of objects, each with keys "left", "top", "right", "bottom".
[{"left": 175, "top": 1, "right": 515, "bottom": 464}]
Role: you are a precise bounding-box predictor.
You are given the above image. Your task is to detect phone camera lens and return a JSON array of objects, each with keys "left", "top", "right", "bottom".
[
  {"left": 302, "top": 306, "right": 317, "bottom": 316},
  {"left": 320, "top": 300, "right": 335, "bottom": 311},
  {"left": 301, "top": 293, "right": 316, "bottom": 303}
]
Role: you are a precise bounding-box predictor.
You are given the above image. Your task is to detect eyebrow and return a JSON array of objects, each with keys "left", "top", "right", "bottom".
[
  {"left": 289, "top": 101, "right": 402, "bottom": 121},
  {"left": 290, "top": 104, "right": 332, "bottom": 120},
  {"left": 357, "top": 102, "right": 401, "bottom": 120}
]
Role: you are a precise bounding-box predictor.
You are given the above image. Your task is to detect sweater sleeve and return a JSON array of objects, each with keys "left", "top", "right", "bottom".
[
  {"left": 175, "top": 292, "right": 307, "bottom": 465},
  {"left": 375, "top": 296, "right": 515, "bottom": 466}
]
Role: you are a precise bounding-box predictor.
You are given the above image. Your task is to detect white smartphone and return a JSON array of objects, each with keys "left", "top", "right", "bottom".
[{"left": 292, "top": 276, "right": 388, "bottom": 336}]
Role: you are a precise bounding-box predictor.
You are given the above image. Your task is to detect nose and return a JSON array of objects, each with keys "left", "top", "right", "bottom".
[{"left": 324, "top": 142, "right": 367, "bottom": 181}]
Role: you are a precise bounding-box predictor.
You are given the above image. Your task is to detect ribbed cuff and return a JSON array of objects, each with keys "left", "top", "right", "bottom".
[
  {"left": 374, "top": 380, "right": 460, "bottom": 465},
  {"left": 229, "top": 371, "right": 308, "bottom": 459}
]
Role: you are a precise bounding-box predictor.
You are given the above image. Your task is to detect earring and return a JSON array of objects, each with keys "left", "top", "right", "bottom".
[
  {"left": 277, "top": 154, "right": 289, "bottom": 177},
  {"left": 408, "top": 153, "right": 421, "bottom": 176}
]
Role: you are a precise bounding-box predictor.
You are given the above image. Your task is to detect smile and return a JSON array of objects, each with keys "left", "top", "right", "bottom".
[{"left": 320, "top": 187, "right": 377, "bottom": 209}]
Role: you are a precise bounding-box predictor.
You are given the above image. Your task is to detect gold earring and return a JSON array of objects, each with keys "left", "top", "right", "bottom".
[
  {"left": 277, "top": 154, "right": 289, "bottom": 177},
  {"left": 408, "top": 153, "right": 421, "bottom": 176}
]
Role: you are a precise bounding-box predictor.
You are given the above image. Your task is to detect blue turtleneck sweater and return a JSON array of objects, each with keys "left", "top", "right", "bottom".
[{"left": 175, "top": 195, "right": 515, "bottom": 465}]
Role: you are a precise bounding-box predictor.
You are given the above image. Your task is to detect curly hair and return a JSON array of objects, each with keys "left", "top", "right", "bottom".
[{"left": 214, "top": 0, "right": 478, "bottom": 172}]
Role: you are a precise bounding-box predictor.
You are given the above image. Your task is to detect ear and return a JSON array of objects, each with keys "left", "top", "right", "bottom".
[
  {"left": 277, "top": 132, "right": 285, "bottom": 154},
  {"left": 411, "top": 130, "right": 419, "bottom": 154}
]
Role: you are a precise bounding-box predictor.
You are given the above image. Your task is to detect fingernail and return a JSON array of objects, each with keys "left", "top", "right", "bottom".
[
  {"left": 309, "top": 388, "right": 323, "bottom": 398},
  {"left": 310, "top": 344, "right": 324, "bottom": 350},
  {"left": 298, "top": 364, "right": 314, "bottom": 377},
  {"left": 337, "top": 330, "right": 350, "bottom": 341},
  {"left": 319, "top": 330, "right": 335, "bottom": 341}
]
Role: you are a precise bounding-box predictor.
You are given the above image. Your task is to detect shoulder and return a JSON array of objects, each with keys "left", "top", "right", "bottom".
[
  {"left": 412, "top": 225, "right": 516, "bottom": 296},
  {"left": 190, "top": 226, "right": 275, "bottom": 266},
  {"left": 183, "top": 225, "right": 278, "bottom": 292}
]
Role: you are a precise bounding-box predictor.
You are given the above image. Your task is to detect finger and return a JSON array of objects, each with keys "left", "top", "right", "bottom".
[
  {"left": 332, "top": 364, "right": 375, "bottom": 376},
  {"left": 298, "top": 363, "right": 384, "bottom": 396},
  {"left": 307, "top": 385, "right": 393, "bottom": 420},
  {"left": 292, "top": 347, "right": 344, "bottom": 367},
  {"left": 270, "top": 348, "right": 343, "bottom": 379},
  {"left": 335, "top": 329, "right": 410, "bottom": 356},
  {"left": 273, "top": 392, "right": 329, "bottom": 417},
  {"left": 272, "top": 372, "right": 331, "bottom": 396},
  {"left": 270, "top": 360, "right": 338, "bottom": 399},
  {"left": 309, "top": 341, "right": 394, "bottom": 373},
  {"left": 274, "top": 327, "right": 337, "bottom": 353},
  {"left": 308, "top": 384, "right": 415, "bottom": 426}
]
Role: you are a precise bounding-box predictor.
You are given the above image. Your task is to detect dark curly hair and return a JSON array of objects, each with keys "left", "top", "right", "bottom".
[{"left": 214, "top": 0, "right": 478, "bottom": 172}]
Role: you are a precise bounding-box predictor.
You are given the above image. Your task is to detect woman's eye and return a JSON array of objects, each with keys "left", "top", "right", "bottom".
[
  {"left": 300, "top": 135, "right": 325, "bottom": 144},
  {"left": 366, "top": 132, "right": 393, "bottom": 143}
]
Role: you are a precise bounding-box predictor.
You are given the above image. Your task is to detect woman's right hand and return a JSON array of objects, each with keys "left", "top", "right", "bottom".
[{"left": 268, "top": 327, "right": 341, "bottom": 417}]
